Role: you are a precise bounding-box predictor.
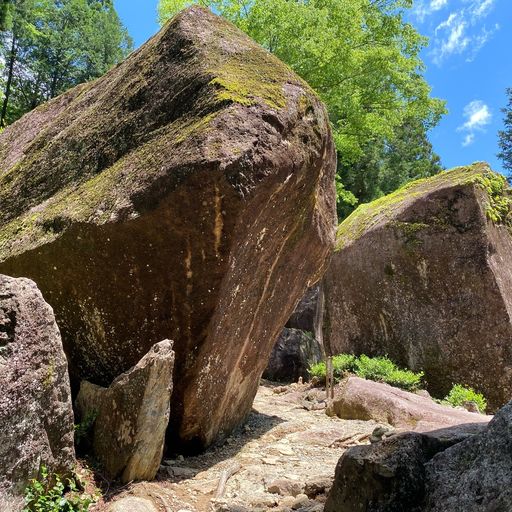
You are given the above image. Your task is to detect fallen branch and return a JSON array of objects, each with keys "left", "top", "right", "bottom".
[{"left": 215, "top": 462, "right": 242, "bottom": 499}]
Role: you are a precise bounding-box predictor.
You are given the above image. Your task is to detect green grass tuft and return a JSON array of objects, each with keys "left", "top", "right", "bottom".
[{"left": 443, "top": 384, "right": 487, "bottom": 414}]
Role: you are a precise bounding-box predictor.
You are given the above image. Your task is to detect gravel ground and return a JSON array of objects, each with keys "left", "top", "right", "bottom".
[{"left": 91, "top": 381, "right": 385, "bottom": 512}]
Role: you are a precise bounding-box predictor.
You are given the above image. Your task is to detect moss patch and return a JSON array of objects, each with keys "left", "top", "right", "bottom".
[{"left": 336, "top": 162, "right": 505, "bottom": 251}]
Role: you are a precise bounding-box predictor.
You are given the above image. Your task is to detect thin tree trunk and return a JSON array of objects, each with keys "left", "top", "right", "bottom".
[{"left": 1, "top": 33, "right": 17, "bottom": 127}]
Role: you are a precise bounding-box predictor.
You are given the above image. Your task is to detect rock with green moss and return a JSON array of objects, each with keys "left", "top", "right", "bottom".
[
  {"left": 0, "top": 275, "right": 75, "bottom": 498},
  {"left": 323, "top": 163, "right": 512, "bottom": 410},
  {"left": 0, "top": 7, "right": 336, "bottom": 451}
]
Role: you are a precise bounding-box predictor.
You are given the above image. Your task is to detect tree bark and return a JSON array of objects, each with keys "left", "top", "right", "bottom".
[{"left": 1, "top": 33, "right": 17, "bottom": 127}]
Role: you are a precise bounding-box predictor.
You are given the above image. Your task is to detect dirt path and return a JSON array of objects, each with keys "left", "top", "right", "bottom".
[{"left": 91, "top": 382, "right": 384, "bottom": 512}]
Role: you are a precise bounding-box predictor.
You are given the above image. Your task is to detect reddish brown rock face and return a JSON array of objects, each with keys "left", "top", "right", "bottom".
[
  {"left": 0, "top": 275, "right": 75, "bottom": 496},
  {"left": 0, "top": 7, "right": 336, "bottom": 450},
  {"left": 323, "top": 164, "right": 512, "bottom": 410}
]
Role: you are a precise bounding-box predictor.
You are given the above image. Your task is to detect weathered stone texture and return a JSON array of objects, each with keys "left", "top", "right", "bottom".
[
  {"left": 0, "top": 7, "right": 336, "bottom": 450},
  {"left": 327, "top": 376, "right": 491, "bottom": 431},
  {"left": 0, "top": 275, "right": 75, "bottom": 496},
  {"left": 326, "top": 400, "right": 512, "bottom": 511},
  {"left": 323, "top": 164, "right": 512, "bottom": 409},
  {"left": 76, "top": 340, "right": 174, "bottom": 482},
  {"left": 263, "top": 328, "right": 322, "bottom": 382}
]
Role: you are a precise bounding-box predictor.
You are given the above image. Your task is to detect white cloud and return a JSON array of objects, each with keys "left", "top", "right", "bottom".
[
  {"left": 414, "top": 0, "right": 449, "bottom": 22},
  {"left": 457, "top": 100, "right": 492, "bottom": 146},
  {"left": 469, "top": 0, "right": 495, "bottom": 18},
  {"left": 433, "top": 13, "right": 470, "bottom": 63},
  {"left": 431, "top": 1, "right": 498, "bottom": 65},
  {"left": 462, "top": 133, "right": 475, "bottom": 146}
]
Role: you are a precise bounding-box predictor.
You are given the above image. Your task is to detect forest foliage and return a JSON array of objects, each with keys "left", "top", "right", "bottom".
[
  {"left": 0, "top": 0, "right": 132, "bottom": 127},
  {"left": 159, "top": 0, "right": 446, "bottom": 217}
]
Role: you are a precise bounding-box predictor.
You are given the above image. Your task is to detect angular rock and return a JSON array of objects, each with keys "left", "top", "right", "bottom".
[
  {"left": 0, "top": 7, "right": 336, "bottom": 450},
  {"left": 76, "top": 340, "right": 174, "bottom": 483},
  {"left": 424, "top": 400, "right": 512, "bottom": 511},
  {"left": 267, "top": 478, "right": 304, "bottom": 497},
  {"left": 0, "top": 275, "right": 75, "bottom": 496},
  {"left": 325, "top": 423, "right": 487, "bottom": 512},
  {"left": 323, "top": 164, "right": 512, "bottom": 409},
  {"left": 327, "top": 376, "right": 491, "bottom": 431},
  {"left": 108, "top": 497, "right": 159, "bottom": 512},
  {"left": 286, "top": 285, "right": 322, "bottom": 333},
  {"left": 263, "top": 328, "right": 322, "bottom": 383}
]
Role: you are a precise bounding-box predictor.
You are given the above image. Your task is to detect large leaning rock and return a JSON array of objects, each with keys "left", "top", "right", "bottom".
[
  {"left": 327, "top": 376, "right": 491, "bottom": 431},
  {"left": 0, "top": 7, "right": 336, "bottom": 450},
  {"left": 0, "top": 275, "right": 75, "bottom": 496},
  {"left": 76, "top": 341, "right": 174, "bottom": 483},
  {"left": 323, "top": 164, "right": 512, "bottom": 409}
]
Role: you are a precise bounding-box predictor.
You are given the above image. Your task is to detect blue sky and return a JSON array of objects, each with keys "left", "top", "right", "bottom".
[{"left": 114, "top": 0, "right": 511, "bottom": 174}]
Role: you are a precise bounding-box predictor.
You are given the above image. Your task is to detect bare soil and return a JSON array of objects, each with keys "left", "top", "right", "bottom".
[{"left": 90, "top": 381, "right": 384, "bottom": 512}]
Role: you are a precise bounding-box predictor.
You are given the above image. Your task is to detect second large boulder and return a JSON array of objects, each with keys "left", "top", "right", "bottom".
[
  {"left": 0, "top": 7, "right": 336, "bottom": 450},
  {"left": 323, "top": 164, "right": 512, "bottom": 409}
]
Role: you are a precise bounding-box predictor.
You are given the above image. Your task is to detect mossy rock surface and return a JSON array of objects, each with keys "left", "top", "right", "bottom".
[
  {"left": 0, "top": 7, "right": 336, "bottom": 451},
  {"left": 336, "top": 163, "right": 511, "bottom": 251},
  {"left": 323, "top": 162, "right": 512, "bottom": 411}
]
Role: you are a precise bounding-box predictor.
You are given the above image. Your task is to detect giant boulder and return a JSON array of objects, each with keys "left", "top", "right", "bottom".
[
  {"left": 0, "top": 7, "right": 336, "bottom": 450},
  {"left": 0, "top": 275, "right": 75, "bottom": 497},
  {"left": 323, "top": 164, "right": 512, "bottom": 409}
]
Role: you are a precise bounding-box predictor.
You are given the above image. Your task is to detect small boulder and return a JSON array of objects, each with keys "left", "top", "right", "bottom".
[
  {"left": 325, "top": 423, "right": 487, "bottom": 512},
  {"left": 267, "top": 478, "right": 304, "bottom": 497},
  {"left": 76, "top": 340, "right": 174, "bottom": 483},
  {"left": 108, "top": 497, "right": 158, "bottom": 512},
  {"left": 263, "top": 328, "right": 322, "bottom": 383},
  {"left": 424, "top": 400, "right": 512, "bottom": 511},
  {"left": 323, "top": 164, "right": 512, "bottom": 409},
  {"left": 326, "top": 376, "right": 491, "bottom": 431},
  {"left": 0, "top": 275, "right": 75, "bottom": 497},
  {"left": 286, "top": 285, "right": 322, "bottom": 333}
]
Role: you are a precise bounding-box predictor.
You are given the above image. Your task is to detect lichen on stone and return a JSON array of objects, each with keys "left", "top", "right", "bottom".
[{"left": 336, "top": 162, "right": 506, "bottom": 251}]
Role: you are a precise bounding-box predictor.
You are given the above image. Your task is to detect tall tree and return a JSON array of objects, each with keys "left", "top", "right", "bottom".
[
  {"left": 0, "top": 0, "right": 132, "bottom": 126},
  {"left": 337, "top": 117, "right": 443, "bottom": 218},
  {"left": 498, "top": 88, "right": 512, "bottom": 177},
  {"left": 158, "top": 0, "right": 446, "bottom": 209}
]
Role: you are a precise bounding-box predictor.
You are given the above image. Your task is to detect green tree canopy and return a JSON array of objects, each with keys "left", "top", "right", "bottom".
[
  {"left": 498, "top": 88, "right": 512, "bottom": 177},
  {"left": 0, "top": 0, "right": 132, "bottom": 126},
  {"left": 158, "top": 0, "right": 445, "bottom": 171}
]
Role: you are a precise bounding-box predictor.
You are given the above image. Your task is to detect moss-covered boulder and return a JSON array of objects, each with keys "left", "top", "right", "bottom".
[
  {"left": 323, "top": 163, "right": 512, "bottom": 410},
  {"left": 0, "top": 7, "right": 336, "bottom": 450}
]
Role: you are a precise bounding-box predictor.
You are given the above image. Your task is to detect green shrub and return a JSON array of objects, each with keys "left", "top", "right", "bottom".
[
  {"left": 309, "top": 354, "right": 357, "bottom": 383},
  {"left": 309, "top": 353, "right": 423, "bottom": 391},
  {"left": 332, "top": 354, "right": 357, "bottom": 378},
  {"left": 443, "top": 384, "right": 487, "bottom": 413},
  {"left": 354, "top": 355, "right": 396, "bottom": 381},
  {"left": 23, "top": 466, "right": 94, "bottom": 512},
  {"left": 353, "top": 355, "right": 423, "bottom": 391},
  {"left": 383, "top": 368, "right": 424, "bottom": 392}
]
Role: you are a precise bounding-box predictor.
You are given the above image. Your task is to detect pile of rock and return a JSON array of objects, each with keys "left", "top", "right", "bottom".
[{"left": 0, "top": 5, "right": 336, "bottom": 505}]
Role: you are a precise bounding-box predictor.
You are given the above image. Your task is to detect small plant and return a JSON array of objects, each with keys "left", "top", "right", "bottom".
[
  {"left": 309, "top": 354, "right": 357, "bottom": 383},
  {"left": 443, "top": 384, "right": 487, "bottom": 414},
  {"left": 382, "top": 368, "right": 424, "bottom": 392},
  {"left": 308, "top": 353, "right": 424, "bottom": 391},
  {"left": 23, "top": 466, "right": 95, "bottom": 512}
]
